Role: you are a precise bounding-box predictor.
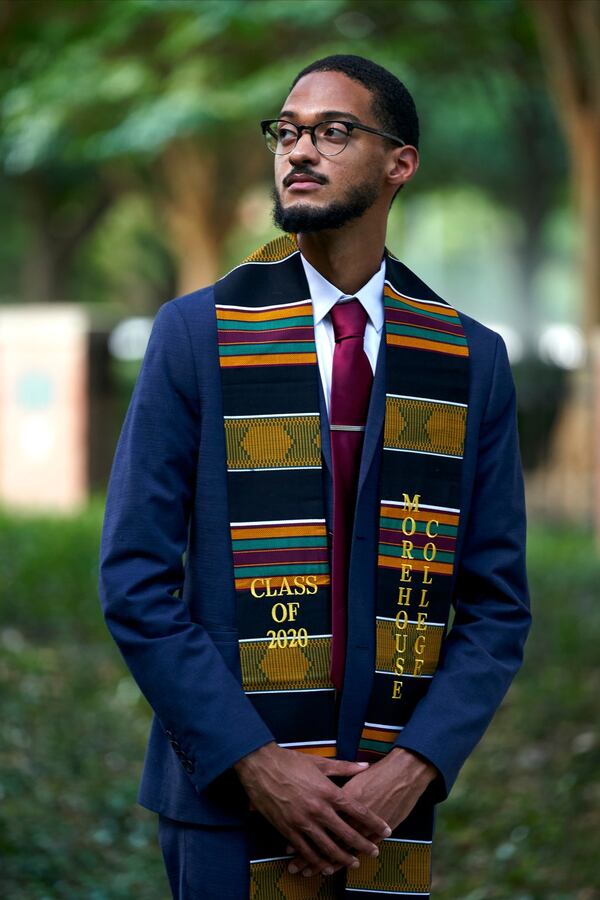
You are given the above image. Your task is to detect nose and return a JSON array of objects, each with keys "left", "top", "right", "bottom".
[{"left": 288, "top": 128, "right": 321, "bottom": 166}]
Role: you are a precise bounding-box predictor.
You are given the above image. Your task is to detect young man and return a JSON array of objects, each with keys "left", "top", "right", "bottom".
[{"left": 99, "top": 55, "right": 531, "bottom": 899}]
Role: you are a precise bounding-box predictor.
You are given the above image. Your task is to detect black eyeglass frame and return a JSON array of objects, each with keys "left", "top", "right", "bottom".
[{"left": 260, "top": 118, "right": 406, "bottom": 156}]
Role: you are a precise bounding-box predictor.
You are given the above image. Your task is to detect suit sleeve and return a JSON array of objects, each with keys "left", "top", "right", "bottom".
[
  {"left": 393, "top": 334, "right": 532, "bottom": 802},
  {"left": 98, "top": 300, "right": 275, "bottom": 794}
]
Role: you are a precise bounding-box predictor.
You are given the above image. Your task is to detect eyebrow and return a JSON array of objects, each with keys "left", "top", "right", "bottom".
[{"left": 278, "top": 109, "right": 362, "bottom": 123}]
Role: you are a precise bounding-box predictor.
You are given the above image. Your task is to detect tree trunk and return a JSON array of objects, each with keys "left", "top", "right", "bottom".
[
  {"left": 153, "top": 132, "right": 270, "bottom": 296},
  {"left": 571, "top": 113, "right": 600, "bottom": 332},
  {"left": 20, "top": 172, "right": 115, "bottom": 303},
  {"left": 154, "top": 139, "right": 224, "bottom": 296},
  {"left": 529, "top": 0, "right": 600, "bottom": 322},
  {"left": 527, "top": 0, "right": 600, "bottom": 538}
]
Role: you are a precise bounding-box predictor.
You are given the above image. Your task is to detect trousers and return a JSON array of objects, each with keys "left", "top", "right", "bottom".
[{"left": 157, "top": 812, "right": 348, "bottom": 899}]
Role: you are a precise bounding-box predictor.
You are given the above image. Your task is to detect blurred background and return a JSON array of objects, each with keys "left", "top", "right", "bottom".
[{"left": 0, "top": 0, "right": 598, "bottom": 897}]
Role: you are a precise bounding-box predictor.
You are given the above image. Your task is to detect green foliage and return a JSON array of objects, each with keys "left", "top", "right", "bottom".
[
  {"left": 0, "top": 513, "right": 598, "bottom": 896},
  {"left": 0, "top": 0, "right": 569, "bottom": 315},
  {"left": 0, "top": 635, "right": 164, "bottom": 899},
  {"left": 0, "top": 498, "right": 106, "bottom": 640},
  {"left": 0, "top": 0, "right": 565, "bottom": 187}
]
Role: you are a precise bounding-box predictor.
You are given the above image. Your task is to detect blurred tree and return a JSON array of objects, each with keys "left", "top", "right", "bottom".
[
  {"left": 0, "top": 0, "right": 349, "bottom": 298},
  {"left": 359, "top": 0, "right": 566, "bottom": 342},
  {"left": 528, "top": 0, "right": 600, "bottom": 329},
  {"left": 0, "top": 0, "right": 566, "bottom": 313}
]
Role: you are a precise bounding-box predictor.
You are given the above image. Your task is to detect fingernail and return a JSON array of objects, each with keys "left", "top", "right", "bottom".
[
  {"left": 370, "top": 847, "right": 379, "bottom": 858},
  {"left": 288, "top": 864, "right": 299, "bottom": 874},
  {"left": 357, "top": 762, "right": 369, "bottom": 767},
  {"left": 382, "top": 826, "right": 392, "bottom": 836},
  {"left": 351, "top": 859, "right": 360, "bottom": 869},
  {"left": 302, "top": 869, "right": 313, "bottom": 877},
  {"left": 323, "top": 867, "right": 334, "bottom": 875}
]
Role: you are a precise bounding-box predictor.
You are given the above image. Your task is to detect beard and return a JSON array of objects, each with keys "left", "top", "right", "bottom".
[{"left": 271, "top": 177, "right": 380, "bottom": 233}]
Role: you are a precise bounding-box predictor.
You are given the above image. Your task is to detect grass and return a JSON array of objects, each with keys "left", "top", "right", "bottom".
[{"left": 0, "top": 512, "right": 598, "bottom": 898}]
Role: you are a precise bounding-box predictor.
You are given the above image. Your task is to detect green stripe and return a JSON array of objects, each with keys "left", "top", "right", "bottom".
[
  {"left": 386, "top": 323, "right": 467, "bottom": 346},
  {"left": 379, "top": 518, "right": 457, "bottom": 537},
  {"left": 219, "top": 341, "right": 315, "bottom": 356},
  {"left": 384, "top": 296, "right": 458, "bottom": 323},
  {"left": 378, "top": 545, "right": 454, "bottom": 564},
  {"left": 218, "top": 315, "right": 314, "bottom": 330},
  {"left": 233, "top": 536, "right": 327, "bottom": 550},
  {"left": 358, "top": 738, "right": 388, "bottom": 754},
  {"left": 234, "top": 563, "right": 330, "bottom": 578}
]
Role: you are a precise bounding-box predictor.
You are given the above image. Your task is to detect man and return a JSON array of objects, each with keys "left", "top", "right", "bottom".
[{"left": 98, "top": 54, "right": 531, "bottom": 899}]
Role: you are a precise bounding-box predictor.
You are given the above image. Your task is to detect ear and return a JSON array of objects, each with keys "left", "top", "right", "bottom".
[{"left": 387, "top": 145, "right": 419, "bottom": 192}]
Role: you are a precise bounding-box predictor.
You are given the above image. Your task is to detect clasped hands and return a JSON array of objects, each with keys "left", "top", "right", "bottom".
[{"left": 233, "top": 740, "right": 437, "bottom": 879}]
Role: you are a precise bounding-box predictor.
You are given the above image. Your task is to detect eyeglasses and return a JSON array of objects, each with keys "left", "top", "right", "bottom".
[{"left": 260, "top": 118, "right": 406, "bottom": 157}]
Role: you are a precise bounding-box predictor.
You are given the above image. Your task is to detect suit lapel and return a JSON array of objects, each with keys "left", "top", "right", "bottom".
[
  {"left": 356, "top": 331, "right": 386, "bottom": 498},
  {"left": 318, "top": 372, "right": 332, "bottom": 478}
]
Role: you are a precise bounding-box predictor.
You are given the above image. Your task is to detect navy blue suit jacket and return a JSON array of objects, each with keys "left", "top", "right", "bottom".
[{"left": 98, "top": 281, "right": 531, "bottom": 826}]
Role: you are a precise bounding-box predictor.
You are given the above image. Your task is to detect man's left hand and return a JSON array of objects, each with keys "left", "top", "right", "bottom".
[{"left": 285, "top": 747, "right": 438, "bottom": 877}]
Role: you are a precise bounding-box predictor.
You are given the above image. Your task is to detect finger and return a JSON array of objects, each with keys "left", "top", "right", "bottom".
[
  {"left": 291, "top": 824, "right": 359, "bottom": 875},
  {"left": 316, "top": 759, "right": 370, "bottom": 778},
  {"left": 320, "top": 806, "right": 381, "bottom": 859},
  {"left": 289, "top": 851, "right": 346, "bottom": 877},
  {"left": 310, "top": 828, "right": 364, "bottom": 873},
  {"left": 363, "top": 832, "right": 386, "bottom": 845},
  {"left": 288, "top": 834, "right": 356, "bottom": 877},
  {"left": 285, "top": 831, "right": 331, "bottom": 875},
  {"left": 336, "top": 794, "right": 392, "bottom": 838},
  {"left": 285, "top": 844, "right": 320, "bottom": 875},
  {"left": 306, "top": 822, "right": 362, "bottom": 872}
]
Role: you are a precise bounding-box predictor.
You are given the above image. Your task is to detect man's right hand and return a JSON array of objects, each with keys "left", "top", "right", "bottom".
[{"left": 233, "top": 741, "right": 392, "bottom": 876}]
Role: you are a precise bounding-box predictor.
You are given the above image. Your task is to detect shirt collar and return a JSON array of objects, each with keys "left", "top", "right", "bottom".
[{"left": 299, "top": 252, "right": 385, "bottom": 332}]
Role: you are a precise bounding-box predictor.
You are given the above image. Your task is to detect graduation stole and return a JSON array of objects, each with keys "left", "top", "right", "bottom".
[{"left": 214, "top": 234, "right": 469, "bottom": 896}]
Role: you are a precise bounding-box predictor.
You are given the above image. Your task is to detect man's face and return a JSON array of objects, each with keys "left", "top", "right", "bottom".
[{"left": 271, "top": 70, "right": 390, "bottom": 233}]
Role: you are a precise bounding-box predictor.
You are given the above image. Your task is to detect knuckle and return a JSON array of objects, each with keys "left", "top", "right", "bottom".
[
  {"left": 305, "top": 797, "right": 322, "bottom": 816},
  {"left": 351, "top": 800, "right": 368, "bottom": 817},
  {"left": 290, "top": 814, "right": 308, "bottom": 833}
]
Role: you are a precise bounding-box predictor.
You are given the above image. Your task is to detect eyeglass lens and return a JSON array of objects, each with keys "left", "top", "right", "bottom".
[{"left": 265, "top": 121, "right": 351, "bottom": 155}]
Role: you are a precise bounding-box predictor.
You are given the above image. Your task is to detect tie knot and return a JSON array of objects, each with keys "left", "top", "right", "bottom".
[{"left": 330, "top": 298, "right": 368, "bottom": 343}]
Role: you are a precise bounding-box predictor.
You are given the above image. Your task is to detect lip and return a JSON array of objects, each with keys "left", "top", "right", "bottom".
[
  {"left": 284, "top": 173, "right": 325, "bottom": 193},
  {"left": 286, "top": 180, "right": 323, "bottom": 192}
]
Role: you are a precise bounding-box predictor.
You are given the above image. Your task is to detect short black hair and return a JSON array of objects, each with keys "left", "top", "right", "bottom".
[{"left": 290, "top": 54, "right": 419, "bottom": 150}]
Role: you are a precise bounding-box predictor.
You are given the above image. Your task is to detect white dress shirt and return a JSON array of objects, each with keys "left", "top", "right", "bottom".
[{"left": 299, "top": 253, "right": 386, "bottom": 416}]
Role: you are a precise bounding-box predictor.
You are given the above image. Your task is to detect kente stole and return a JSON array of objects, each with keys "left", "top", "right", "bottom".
[{"left": 214, "top": 234, "right": 469, "bottom": 899}]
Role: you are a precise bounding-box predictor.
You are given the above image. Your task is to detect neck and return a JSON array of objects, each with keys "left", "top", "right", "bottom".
[{"left": 296, "top": 213, "right": 387, "bottom": 294}]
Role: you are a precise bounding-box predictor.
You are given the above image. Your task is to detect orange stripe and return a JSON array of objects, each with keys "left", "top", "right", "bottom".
[
  {"left": 216, "top": 304, "right": 313, "bottom": 322},
  {"left": 231, "top": 525, "right": 326, "bottom": 540},
  {"left": 294, "top": 746, "right": 336, "bottom": 758},
  {"left": 384, "top": 285, "right": 460, "bottom": 318},
  {"left": 220, "top": 352, "right": 317, "bottom": 367},
  {"left": 380, "top": 506, "right": 459, "bottom": 526},
  {"left": 378, "top": 555, "right": 453, "bottom": 576},
  {"left": 386, "top": 319, "right": 466, "bottom": 340},
  {"left": 219, "top": 334, "right": 312, "bottom": 346},
  {"left": 361, "top": 727, "right": 396, "bottom": 742},
  {"left": 387, "top": 334, "right": 469, "bottom": 357},
  {"left": 235, "top": 574, "right": 331, "bottom": 590}
]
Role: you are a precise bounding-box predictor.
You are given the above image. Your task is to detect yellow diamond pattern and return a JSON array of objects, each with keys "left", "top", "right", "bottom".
[{"left": 384, "top": 396, "right": 466, "bottom": 457}]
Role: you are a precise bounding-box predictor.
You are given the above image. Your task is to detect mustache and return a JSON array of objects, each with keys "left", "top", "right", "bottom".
[{"left": 283, "top": 167, "right": 328, "bottom": 187}]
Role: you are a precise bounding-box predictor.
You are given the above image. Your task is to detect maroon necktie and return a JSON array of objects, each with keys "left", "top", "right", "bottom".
[{"left": 329, "top": 299, "right": 373, "bottom": 691}]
